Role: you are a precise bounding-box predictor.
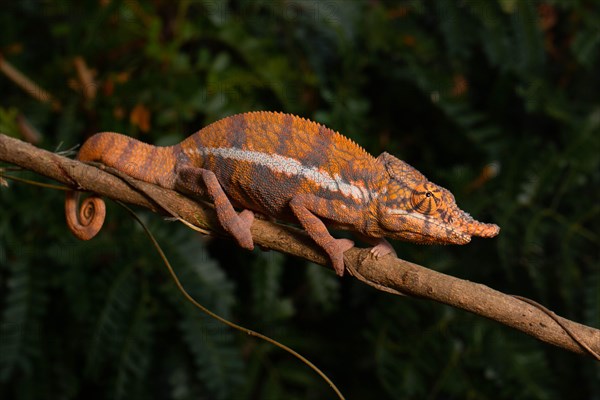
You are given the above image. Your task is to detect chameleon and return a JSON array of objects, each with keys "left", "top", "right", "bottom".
[{"left": 65, "top": 111, "right": 500, "bottom": 276}]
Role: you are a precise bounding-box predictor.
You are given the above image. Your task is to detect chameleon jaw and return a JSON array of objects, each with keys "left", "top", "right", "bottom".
[
  {"left": 384, "top": 208, "right": 497, "bottom": 245},
  {"left": 396, "top": 229, "right": 472, "bottom": 245}
]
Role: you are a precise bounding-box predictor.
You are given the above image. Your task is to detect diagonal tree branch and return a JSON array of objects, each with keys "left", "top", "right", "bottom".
[{"left": 1, "top": 133, "right": 599, "bottom": 359}]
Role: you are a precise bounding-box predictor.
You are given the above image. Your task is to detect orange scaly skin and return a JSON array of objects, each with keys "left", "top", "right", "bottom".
[{"left": 65, "top": 111, "right": 500, "bottom": 276}]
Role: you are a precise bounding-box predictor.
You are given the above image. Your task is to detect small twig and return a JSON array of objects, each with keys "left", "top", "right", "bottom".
[
  {"left": 0, "top": 54, "right": 61, "bottom": 110},
  {"left": 73, "top": 56, "right": 97, "bottom": 101},
  {"left": 1, "top": 173, "right": 69, "bottom": 191}
]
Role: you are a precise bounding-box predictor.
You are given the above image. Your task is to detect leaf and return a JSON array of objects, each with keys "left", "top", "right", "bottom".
[
  {"left": 572, "top": 29, "right": 600, "bottom": 68},
  {"left": 129, "top": 104, "right": 151, "bottom": 133}
]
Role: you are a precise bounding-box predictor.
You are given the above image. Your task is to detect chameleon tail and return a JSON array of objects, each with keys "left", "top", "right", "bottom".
[
  {"left": 65, "top": 191, "right": 106, "bottom": 240},
  {"left": 65, "top": 132, "right": 178, "bottom": 239}
]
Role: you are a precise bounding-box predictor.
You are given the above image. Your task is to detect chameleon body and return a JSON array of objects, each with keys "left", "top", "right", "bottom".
[{"left": 65, "top": 111, "right": 499, "bottom": 276}]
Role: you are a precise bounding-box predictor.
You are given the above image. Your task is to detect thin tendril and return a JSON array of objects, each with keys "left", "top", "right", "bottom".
[
  {"left": 117, "top": 201, "right": 346, "bottom": 399},
  {"left": 1, "top": 173, "right": 69, "bottom": 190}
]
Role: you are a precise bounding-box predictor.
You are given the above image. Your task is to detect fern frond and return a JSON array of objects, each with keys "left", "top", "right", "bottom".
[
  {"left": 438, "top": 99, "right": 503, "bottom": 155},
  {"left": 170, "top": 235, "right": 236, "bottom": 316},
  {"left": 85, "top": 265, "right": 138, "bottom": 377},
  {"left": 305, "top": 262, "right": 340, "bottom": 313},
  {"left": 0, "top": 259, "right": 46, "bottom": 382},
  {"left": 159, "top": 234, "right": 245, "bottom": 399},
  {"left": 287, "top": 0, "right": 360, "bottom": 40},
  {"left": 511, "top": 1, "right": 545, "bottom": 76},
  {"left": 112, "top": 283, "right": 154, "bottom": 400},
  {"left": 251, "top": 252, "right": 294, "bottom": 325},
  {"left": 571, "top": 25, "right": 600, "bottom": 68},
  {"left": 435, "top": 1, "right": 473, "bottom": 60},
  {"left": 180, "top": 312, "right": 244, "bottom": 400}
]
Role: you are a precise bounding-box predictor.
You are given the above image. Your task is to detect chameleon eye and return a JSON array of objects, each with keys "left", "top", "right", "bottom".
[{"left": 411, "top": 184, "right": 439, "bottom": 214}]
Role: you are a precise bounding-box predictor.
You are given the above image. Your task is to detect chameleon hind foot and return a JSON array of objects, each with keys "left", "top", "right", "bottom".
[
  {"left": 324, "top": 238, "right": 354, "bottom": 276},
  {"left": 233, "top": 209, "right": 255, "bottom": 250}
]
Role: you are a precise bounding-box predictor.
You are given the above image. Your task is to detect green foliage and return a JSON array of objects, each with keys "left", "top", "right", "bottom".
[
  {"left": 1, "top": 0, "right": 599, "bottom": 399},
  {"left": 0, "top": 257, "right": 46, "bottom": 382},
  {"left": 250, "top": 252, "right": 294, "bottom": 326},
  {"left": 165, "top": 236, "right": 245, "bottom": 399}
]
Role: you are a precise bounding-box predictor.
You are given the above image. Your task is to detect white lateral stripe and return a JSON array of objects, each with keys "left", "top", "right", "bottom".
[
  {"left": 387, "top": 209, "right": 409, "bottom": 215},
  {"left": 189, "top": 147, "right": 373, "bottom": 202}
]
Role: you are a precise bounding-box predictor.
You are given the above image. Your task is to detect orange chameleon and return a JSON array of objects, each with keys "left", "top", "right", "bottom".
[{"left": 66, "top": 111, "right": 499, "bottom": 275}]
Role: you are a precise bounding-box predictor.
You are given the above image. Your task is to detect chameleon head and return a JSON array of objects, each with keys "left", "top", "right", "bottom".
[{"left": 374, "top": 153, "right": 500, "bottom": 244}]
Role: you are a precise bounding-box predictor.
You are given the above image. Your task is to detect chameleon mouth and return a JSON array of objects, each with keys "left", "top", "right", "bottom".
[
  {"left": 388, "top": 209, "right": 498, "bottom": 244},
  {"left": 387, "top": 210, "right": 472, "bottom": 244},
  {"left": 411, "top": 229, "right": 471, "bottom": 245}
]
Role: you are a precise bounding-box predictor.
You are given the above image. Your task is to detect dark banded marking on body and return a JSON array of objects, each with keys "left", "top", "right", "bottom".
[
  {"left": 228, "top": 113, "right": 248, "bottom": 149},
  {"left": 274, "top": 113, "right": 296, "bottom": 155},
  {"left": 115, "top": 139, "right": 138, "bottom": 170},
  {"left": 300, "top": 123, "right": 333, "bottom": 169},
  {"left": 138, "top": 145, "right": 158, "bottom": 181},
  {"left": 173, "top": 143, "right": 191, "bottom": 165},
  {"left": 234, "top": 162, "right": 297, "bottom": 215}
]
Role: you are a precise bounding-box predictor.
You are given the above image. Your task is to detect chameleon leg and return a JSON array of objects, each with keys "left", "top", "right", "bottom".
[
  {"left": 289, "top": 194, "right": 357, "bottom": 276},
  {"left": 175, "top": 166, "right": 254, "bottom": 250}
]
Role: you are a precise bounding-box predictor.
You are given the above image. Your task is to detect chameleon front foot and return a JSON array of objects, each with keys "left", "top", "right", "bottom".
[{"left": 369, "top": 238, "right": 397, "bottom": 259}]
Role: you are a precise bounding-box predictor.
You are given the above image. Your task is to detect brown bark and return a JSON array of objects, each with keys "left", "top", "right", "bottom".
[{"left": 1, "top": 133, "right": 598, "bottom": 359}]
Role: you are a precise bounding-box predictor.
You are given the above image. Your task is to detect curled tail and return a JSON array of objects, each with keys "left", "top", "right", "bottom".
[
  {"left": 65, "top": 191, "right": 106, "bottom": 240},
  {"left": 65, "top": 132, "right": 178, "bottom": 239}
]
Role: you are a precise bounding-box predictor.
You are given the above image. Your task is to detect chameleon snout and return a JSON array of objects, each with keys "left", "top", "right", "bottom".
[
  {"left": 446, "top": 213, "right": 500, "bottom": 244},
  {"left": 447, "top": 221, "right": 499, "bottom": 245},
  {"left": 465, "top": 222, "right": 500, "bottom": 238}
]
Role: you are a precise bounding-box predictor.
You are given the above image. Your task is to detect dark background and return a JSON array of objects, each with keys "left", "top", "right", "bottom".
[{"left": 1, "top": 1, "right": 598, "bottom": 399}]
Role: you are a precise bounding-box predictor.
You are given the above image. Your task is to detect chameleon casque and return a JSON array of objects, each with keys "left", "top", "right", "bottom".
[{"left": 65, "top": 111, "right": 499, "bottom": 276}]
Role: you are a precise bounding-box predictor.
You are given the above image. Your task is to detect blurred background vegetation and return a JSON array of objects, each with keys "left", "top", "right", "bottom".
[{"left": 1, "top": 0, "right": 599, "bottom": 399}]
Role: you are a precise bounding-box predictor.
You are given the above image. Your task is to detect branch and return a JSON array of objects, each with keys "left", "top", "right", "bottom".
[{"left": 1, "top": 133, "right": 598, "bottom": 359}]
